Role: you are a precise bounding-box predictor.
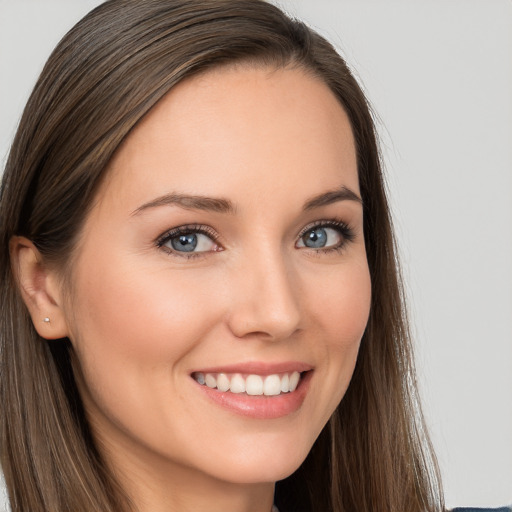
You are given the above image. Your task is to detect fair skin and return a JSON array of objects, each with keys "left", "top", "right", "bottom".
[{"left": 13, "top": 65, "right": 371, "bottom": 512}]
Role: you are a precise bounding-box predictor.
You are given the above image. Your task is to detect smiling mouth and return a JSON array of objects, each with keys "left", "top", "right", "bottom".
[{"left": 192, "top": 371, "right": 304, "bottom": 396}]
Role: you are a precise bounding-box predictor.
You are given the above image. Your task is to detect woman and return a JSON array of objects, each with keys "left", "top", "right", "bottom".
[{"left": 0, "top": 1, "right": 499, "bottom": 511}]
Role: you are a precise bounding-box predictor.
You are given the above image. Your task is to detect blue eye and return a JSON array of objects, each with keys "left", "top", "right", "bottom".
[
  {"left": 158, "top": 226, "right": 220, "bottom": 256},
  {"left": 170, "top": 233, "right": 199, "bottom": 252},
  {"left": 296, "top": 221, "right": 354, "bottom": 251},
  {"left": 301, "top": 227, "right": 330, "bottom": 248}
]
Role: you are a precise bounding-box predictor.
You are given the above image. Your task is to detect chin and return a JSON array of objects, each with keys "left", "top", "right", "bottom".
[
  {"left": 194, "top": 428, "right": 318, "bottom": 485},
  {"left": 211, "top": 456, "right": 306, "bottom": 485}
]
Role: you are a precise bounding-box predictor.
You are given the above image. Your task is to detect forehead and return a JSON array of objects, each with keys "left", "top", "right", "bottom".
[{"left": 97, "top": 64, "right": 358, "bottom": 213}]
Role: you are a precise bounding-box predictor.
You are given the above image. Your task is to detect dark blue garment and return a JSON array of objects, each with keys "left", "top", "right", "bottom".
[{"left": 451, "top": 508, "right": 512, "bottom": 512}]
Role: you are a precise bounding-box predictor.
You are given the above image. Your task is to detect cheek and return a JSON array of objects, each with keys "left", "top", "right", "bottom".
[
  {"left": 307, "top": 260, "right": 371, "bottom": 410},
  {"left": 72, "top": 259, "right": 216, "bottom": 354},
  {"left": 313, "top": 260, "right": 371, "bottom": 346},
  {"left": 65, "top": 252, "right": 223, "bottom": 414}
]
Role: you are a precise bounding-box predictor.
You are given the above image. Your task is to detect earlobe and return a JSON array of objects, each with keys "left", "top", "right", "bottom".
[{"left": 9, "top": 236, "right": 69, "bottom": 340}]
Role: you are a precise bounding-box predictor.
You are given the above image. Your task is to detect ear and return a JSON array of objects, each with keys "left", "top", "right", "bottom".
[{"left": 10, "top": 236, "right": 69, "bottom": 340}]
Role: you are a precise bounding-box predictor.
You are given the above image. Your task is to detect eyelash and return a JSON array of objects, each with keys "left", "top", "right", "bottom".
[
  {"left": 156, "top": 219, "right": 355, "bottom": 259},
  {"left": 297, "top": 219, "right": 355, "bottom": 254},
  {"left": 156, "top": 224, "right": 221, "bottom": 259}
]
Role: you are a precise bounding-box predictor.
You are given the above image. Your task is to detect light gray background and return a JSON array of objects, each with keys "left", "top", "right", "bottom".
[{"left": 1, "top": 1, "right": 511, "bottom": 509}]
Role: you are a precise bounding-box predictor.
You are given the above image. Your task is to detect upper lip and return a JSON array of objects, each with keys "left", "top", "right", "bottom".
[{"left": 191, "top": 361, "right": 313, "bottom": 376}]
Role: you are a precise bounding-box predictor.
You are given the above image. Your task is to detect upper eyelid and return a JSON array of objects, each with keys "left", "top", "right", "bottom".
[
  {"left": 156, "top": 224, "right": 220, "bottom": 246},
  {"left": 297, "top": 219, "right": 352, "bottom": 238}
]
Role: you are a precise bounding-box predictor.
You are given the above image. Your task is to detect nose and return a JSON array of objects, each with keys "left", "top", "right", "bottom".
[{"left": 226, "top": 250, "right": 302, "bottom": 341}]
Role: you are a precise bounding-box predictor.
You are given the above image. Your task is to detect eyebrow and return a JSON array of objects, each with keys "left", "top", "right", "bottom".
[
  {"left": 303, "top": 186, "right": 363, "bottom": 210},
  {"left": 131, "top": 193, "right": 236, "bottom": 216},
  {"left": 131, "top": 186, "right": 362, "bottom": 216}
]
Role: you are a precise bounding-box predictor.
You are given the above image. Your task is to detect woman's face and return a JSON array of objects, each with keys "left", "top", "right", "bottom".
[{"left": 61, "top": 65, "right": 371, "bottom": 487}]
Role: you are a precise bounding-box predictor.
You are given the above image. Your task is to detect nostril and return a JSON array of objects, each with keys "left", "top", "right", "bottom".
[{"left": 226, "top": 299, "right": 301, "bottom": 340}]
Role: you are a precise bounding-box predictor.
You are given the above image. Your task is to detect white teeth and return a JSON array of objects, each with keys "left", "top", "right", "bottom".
[
  {"left": 263, "top": 375, "right": 282, "bottom": 396},
  {"left": 280, "top": 373, "right": 290, "bottom": 393},
  {"left": 230, "top": 374, "right": 246, "bottom": 394},
  {"left": 246, "top": 375, "right": 264, "bottom": 395},
  {"left": 216, "top": 373, "right": 230, "bottom": 392},
  {"left": 205, "top": 373, "right": 217, "bottom": 388},
  {"left": 289, "top": 371, "right": 300, "bottom": 392},
  {"left": 194, "top": 370, "right": 304, "bottom": 396}
]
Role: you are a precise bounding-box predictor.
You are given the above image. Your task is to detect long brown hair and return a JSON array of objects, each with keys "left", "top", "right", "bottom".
[{"left": 0, "top": 1, "right": 444, "bottom": 511}]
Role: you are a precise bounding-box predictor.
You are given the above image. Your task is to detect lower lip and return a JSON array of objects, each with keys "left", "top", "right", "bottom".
[{"left": 194, "top": 371, "right": 312, "bottom": 419}]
